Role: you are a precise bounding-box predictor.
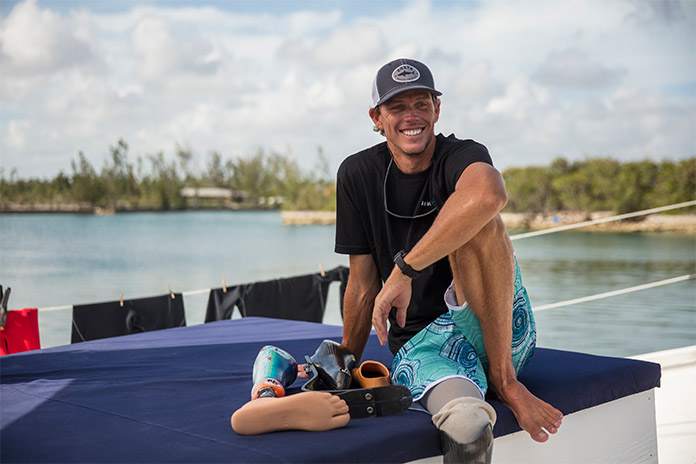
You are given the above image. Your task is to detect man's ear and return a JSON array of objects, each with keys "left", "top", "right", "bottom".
[{"left": 369, "top": 107, "right": 383, "bottom": 131}]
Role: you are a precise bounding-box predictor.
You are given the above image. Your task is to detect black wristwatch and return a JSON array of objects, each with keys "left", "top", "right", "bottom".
[{"left": 393, "top": 250, "right": 421, "bottom": 279}]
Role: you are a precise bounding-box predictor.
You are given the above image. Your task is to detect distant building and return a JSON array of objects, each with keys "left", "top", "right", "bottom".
[{"left": 180, "top": 187, "right": 248, "bottom": 206}]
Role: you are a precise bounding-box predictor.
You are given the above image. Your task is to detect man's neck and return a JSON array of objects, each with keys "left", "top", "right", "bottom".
[{"left": 388, "top": 136, "right": 437, "bottom": 175}]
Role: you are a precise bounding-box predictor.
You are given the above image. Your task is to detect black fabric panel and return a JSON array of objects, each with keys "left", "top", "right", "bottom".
[
  {"left": 205, "top": 268, "right": 349, "bottom": 324},
  {"left": 241, "top": 274, "right": 327, "bottom": 323},
  {"left": 204, "top": 286, "right": 246, "bottom": 323},
  {"left": 71, "top": 294, "right": 186, "bottom": 343}
]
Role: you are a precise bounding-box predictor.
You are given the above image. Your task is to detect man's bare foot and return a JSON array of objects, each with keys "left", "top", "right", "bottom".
[
  {"left": 495, "top": 379, "right": 563, "bottom": 442},
  {"left": 231, "top": 392, "right": 350, "bottom": 435}
]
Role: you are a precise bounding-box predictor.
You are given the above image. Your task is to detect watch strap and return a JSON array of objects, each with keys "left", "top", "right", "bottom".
[{"left": 393, "top": 250, "right": 421, "bottom": 279}]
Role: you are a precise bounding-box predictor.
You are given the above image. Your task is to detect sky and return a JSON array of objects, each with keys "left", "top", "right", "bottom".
[{"left": 0, "top": 0, "right": 694, "bottom": 179}]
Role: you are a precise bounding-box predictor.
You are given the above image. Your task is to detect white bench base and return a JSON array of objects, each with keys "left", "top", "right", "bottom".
[{"left": 409, "top": 388, "right": 658, "bottom": 464}]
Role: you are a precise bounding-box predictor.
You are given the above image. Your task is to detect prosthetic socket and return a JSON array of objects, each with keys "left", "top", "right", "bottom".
[{"left": 251, "top": 345, "right": 298, "bottom": 399}]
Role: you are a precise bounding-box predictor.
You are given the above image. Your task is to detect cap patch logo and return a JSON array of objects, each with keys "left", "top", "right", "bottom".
[{"left": 392, "top": 64, "right": 420, "bottom": 83}]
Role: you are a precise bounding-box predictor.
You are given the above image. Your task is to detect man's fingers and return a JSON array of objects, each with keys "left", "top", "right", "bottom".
[
  {"left": 372, "top": 300, "right": 388, "bottom": 346},
  {"left": 396, "top": 306, "right": 407, "bottom": 328}
]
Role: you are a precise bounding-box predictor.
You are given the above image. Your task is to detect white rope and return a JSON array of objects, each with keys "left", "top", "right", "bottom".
[
  {"left": 533, "top": 274, "right": 696, "bottom": 312},
  {"left": 510, "top": 200, "right": 696, "bottom": 240},
  {"left": 38, "top": 288, "right": 213, "bottom": 312},
  {"left": 182, "top": 288, "right": 211, "bottom": 297},
  {"left": 39, "top": 304, "right": 73, "bottom": 312}
]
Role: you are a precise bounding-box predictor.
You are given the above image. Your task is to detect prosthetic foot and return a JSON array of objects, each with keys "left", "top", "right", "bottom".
[{"left": 251, "top": 345, "right": 298, "bottom": 399}]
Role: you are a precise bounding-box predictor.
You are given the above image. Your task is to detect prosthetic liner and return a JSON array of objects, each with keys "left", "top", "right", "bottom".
[
  {"left": 251, "top": 345, "right": 298, "bottom": 399},
  {"left": 301, "top": 339, "right": 356, "bottom": 391}
]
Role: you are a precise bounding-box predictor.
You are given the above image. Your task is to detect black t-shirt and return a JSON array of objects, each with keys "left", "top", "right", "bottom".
[{"left": 335, "top": 133, "right": 493, "bottom": 354}]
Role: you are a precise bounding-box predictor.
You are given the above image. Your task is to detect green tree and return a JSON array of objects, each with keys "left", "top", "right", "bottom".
[
  {"left": 146, "top": 152, "right": 185, "bottom": 210},
  {"left": 71, "top": 151, "right": 106, "bottom": 205},
  {"left": 206, "top": 150, "right": 226, "bottom": 187},
  {"left": 102, "top": 139, "right": 139, "bottom": 207},
  {"left": 504, "top": 166, "right": 558, "bottom": 212},
  {"left": 229, "top": 149, "right": 276, "bottom": 199}
]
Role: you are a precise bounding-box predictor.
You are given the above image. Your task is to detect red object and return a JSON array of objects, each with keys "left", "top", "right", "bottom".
[{"left": 1, "top": 308, "right": 41, "bottom": 356}]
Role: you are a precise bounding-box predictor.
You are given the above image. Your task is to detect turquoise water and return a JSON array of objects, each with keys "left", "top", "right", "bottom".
[{"left": 1, "top": 211, "right": 694, "bottom": 356}]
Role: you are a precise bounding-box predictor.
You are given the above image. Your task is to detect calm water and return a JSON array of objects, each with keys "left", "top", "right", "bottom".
[{"left": 0, "top": 211, "right": 694, "bottom": 356}]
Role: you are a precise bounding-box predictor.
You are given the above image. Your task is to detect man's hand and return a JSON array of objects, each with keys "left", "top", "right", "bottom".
[{"left": 372, "top": 267, "right": 412, "bottom": 346}]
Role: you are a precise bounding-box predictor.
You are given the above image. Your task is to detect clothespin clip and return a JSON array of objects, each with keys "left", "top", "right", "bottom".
[
  {"left": 1, "top": 286, "right": 11, "bottom": 329},
  {"left": 222, "top": 278, "right": 227, "bottom": 293},
  {"left": 168, "top": 284, "right": 175, "bottom": 300},
  {"left": 120, "top": 292, "right": 124, "bottom": 308},
  {"left": 319, "top": 262, "right": 326, "bottom": 277}
]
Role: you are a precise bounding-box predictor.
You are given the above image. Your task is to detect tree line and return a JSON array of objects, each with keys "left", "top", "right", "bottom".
[
  {"left": 502, "top": 157, "right": 695, "bottom": 214},
  {"left": 0, "top": 139, "right": 335, "bottom": 211},
  {"left": 0, "top": 139, "right": 693, "bottom": 214}
]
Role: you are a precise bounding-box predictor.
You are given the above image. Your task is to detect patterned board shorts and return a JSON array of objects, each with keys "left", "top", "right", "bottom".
[{"left": 391, "top": 258, "right": 536, "bottom": 400}]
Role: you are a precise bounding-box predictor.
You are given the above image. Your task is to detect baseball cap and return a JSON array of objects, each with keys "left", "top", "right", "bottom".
[{"left": 371, "top": 58, "right": 442, "bottom": 107}]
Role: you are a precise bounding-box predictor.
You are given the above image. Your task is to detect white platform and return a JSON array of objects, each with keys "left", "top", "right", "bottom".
[
  {"left": 634, "top": 346, "right": 696, "bottom": 464},
  {"left": 409, "top": 345, "right": 696, "bottom": 464},
  {"left": 492, "top": 389, "right": 657, "bottom": 464},
  {"left": 410, "top": 389, "right": 658, "bottom": 464}
]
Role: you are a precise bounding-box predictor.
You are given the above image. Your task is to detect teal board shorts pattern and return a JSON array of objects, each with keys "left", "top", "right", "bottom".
[{"left": 391, "top": 258, "right": 536, "bottom": 400}]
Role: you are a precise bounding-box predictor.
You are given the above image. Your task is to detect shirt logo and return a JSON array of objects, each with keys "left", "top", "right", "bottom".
[
  {"left": 392, "top": 64, "right": 420, "bottom": 83},
  {"left": 421, "top": 198, "right": 436, "bottom": 208}
]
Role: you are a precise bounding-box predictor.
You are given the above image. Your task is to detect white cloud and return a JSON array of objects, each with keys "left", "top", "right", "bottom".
[
  {"left": 130, "top": 15, "right": 222, "bottom": 80},
  {"left": 0, "top": 0, "right": 693, "bottom": 180},
  {"left": 313, "top": 24, "right": 384, "bottom": 66},
  {"left": 533, "top": 49, "right": 626, "bottom": 89},
  {"left": 5, "top": 120, "right": 29, "bottom": 149},
  {"left": 450, "top": 61, "right": 504, "bottom": 103},
  {"left": 0, "top": 0, "right": 99, "bottom": 76}
]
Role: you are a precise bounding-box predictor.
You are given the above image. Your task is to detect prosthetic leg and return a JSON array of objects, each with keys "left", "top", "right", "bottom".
[{"left": 251, "top": 345, "right": 298, "bottom": 399}]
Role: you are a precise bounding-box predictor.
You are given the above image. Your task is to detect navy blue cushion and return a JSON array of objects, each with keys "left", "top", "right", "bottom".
[{"left": 0, "top": 318, "right": 661, "bottom": 463}]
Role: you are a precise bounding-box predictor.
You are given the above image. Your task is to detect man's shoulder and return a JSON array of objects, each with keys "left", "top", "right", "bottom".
[
  {"left": 437, "top": 133, "right": 489, "bottom": 155},
  {"left": 338, "top": 141, "right": 388, "bottom": 177}
]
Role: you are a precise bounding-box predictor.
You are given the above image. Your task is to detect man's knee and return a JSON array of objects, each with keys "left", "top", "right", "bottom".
[
  {"left": 447, "top": 215, "right": 514, "bottom": 306},
  {"left": 473, "top": 215, "right": 509, "bottom": 247},
  {"left": 450, "top": 215, "right": 510, "bottom": 262}
]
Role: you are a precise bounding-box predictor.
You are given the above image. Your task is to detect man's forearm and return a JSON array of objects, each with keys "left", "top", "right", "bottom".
[
  {"left": 341, "top": 254, "right": 382, "bottom": 362},
  {"left": 342, "top": 286, "right": 378, "bottom": 363},
  {"left": 405, "top": 163, "right": 507, "bottom": 272}
]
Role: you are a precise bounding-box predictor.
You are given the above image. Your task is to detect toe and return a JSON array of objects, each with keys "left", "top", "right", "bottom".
[{"left": 533, "top": 429, "right": 549, "bottom": 443}]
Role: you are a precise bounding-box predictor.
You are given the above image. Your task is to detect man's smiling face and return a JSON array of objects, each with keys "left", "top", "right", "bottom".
[{"left": 370, "top": 89, "right": 440, "bottom": 161}]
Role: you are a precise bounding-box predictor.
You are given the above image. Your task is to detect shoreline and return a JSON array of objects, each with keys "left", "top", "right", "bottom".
[
  {"left": 281, "top": 210, "right": 696, "bottom": 234},
  {"left": 500, "top": 211, "right": 696, "bottom": 234},
  {"left": 1, "top": 204, "right": 694, "bottom": 234},
  {"left": 0, "top": 203, "right": 274, "bottom": 215}
]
